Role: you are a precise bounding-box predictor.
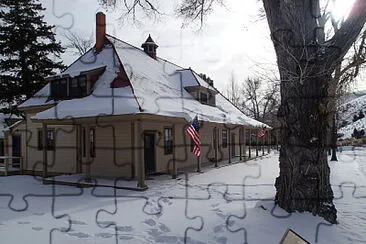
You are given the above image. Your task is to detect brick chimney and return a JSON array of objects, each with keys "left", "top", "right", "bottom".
[
  {"left": 141, "top": 35, "right": 158, "bottom": 59},
  {"left": 96, "top": 12, "right": 106, "bottom": 54}
]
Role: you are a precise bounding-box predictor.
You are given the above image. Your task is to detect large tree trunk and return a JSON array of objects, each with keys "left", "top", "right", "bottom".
[
  {"left": 262, "top": 0, "right": 366, "bottom": 224},
  {"left": 275, "top": 69, "right": 337, "bottom": 223}
]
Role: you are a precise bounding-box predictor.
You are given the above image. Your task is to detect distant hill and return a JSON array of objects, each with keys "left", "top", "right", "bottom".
[{"left": 338, "top": 93, "right": 366, "bottom": 139}]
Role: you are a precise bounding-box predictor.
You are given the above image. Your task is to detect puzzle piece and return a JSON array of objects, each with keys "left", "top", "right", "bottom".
[{"left": 0, "top": 177, "right": 72, "bottom": 244}]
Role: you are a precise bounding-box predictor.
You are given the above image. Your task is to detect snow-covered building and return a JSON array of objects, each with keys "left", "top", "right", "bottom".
[{"left": 5, "top": 12, "right": 268, "bottom": 187}]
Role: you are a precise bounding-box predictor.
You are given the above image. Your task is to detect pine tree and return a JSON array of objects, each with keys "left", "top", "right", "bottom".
[
  {"left": 0, "top": 0, "right": 65, "bottom": 111},
  {"left": 353, "top": 114, "right": 359, "bottom": 122},
  {"left": 359, "top": 110, "right": 365, "bottom": 120}
]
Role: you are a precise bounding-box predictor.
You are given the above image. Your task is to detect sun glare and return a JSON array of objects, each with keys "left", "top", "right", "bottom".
[{"left": 331, "top": 0, "right": 356, "bottom": 21}]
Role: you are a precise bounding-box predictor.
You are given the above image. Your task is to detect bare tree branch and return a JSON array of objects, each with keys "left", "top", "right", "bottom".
[{"left": 62, "top": 30, "right": 94, "bottom": 56}]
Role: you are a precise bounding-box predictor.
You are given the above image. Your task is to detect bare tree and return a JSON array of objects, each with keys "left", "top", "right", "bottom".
[
  {"left": 63, "top": 30, "right": 94, "bottom": 56},
  {"left": 226, "top": 72, "right": 241, "bottom": 107},
  {"left": 99, "top": 0, "right": 366, "bottom": 223},
  {"left": 241, "top": 76, "right": 279, "bottom": 124}
]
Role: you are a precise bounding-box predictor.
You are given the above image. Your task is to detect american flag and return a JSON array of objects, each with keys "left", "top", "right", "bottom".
[
  {"left": 257, "top": 128, "right": 267, "bottom": 138},
  {"left": 186, "top": 116, "right": 200, "bottom": 157}
]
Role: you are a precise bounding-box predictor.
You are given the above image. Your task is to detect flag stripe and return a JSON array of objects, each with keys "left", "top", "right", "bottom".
[
  {"left": 186, "top": 116, "right": 200, "bottom": 157},
  {"left": 257, "top": 129, "right": 266, "bottom": 138}
]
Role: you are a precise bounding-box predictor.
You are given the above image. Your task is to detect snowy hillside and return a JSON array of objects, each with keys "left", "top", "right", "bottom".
[{"left": 338, "top": 94, "right": 366, "bottom": 139}]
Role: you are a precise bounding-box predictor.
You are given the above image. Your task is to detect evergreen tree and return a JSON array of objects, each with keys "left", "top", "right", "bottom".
[
  {"left": 352, "top": 128, "right": 358, "bottom": 138},
  {"left": 0, "top": 0, "right": 65, "bottom": 111},
  {"left": 359, "top": 110, "right": 365, "bottom": 120}
]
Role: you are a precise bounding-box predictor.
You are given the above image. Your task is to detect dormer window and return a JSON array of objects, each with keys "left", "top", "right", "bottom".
[
  {"left": 185, "top": 85, "right": 217, "bottom": 106},
  {"left": 50, "top": 78, "right": 68, "bottom": 99},
  {"left": 48, "top": 66, "right": 106, "bottom": 100},
  {"left": 200, "top": 92, "right": 208, "bottom": 104},
  {"left": 50, "top": 75, "right": 87, "bottom": 99},
  {"left": 69, "top": 76, "right": 87, "bottom": 97}
]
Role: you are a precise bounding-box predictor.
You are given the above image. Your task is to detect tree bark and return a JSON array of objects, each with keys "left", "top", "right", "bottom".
[{"left": 262, "top": 0, "right": 366, "bottom": 224}]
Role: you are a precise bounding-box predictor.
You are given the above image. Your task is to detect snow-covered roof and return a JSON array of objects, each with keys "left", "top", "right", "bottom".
[
  {"left": 23, "top": 34, "right": 266, "bottom": 128},
  {"left": 47, "top": 64, "right": 107, "bottom": 79},
  {"left": 0, "top": 113, "right": 22, "bottom": 139}
]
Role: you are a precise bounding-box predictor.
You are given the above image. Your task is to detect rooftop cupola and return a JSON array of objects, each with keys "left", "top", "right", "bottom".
[{"left": 141, "top": 35, "right": 158, "bottom": 60}]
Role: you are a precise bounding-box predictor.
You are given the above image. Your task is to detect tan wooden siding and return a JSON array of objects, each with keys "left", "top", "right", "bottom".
[
  {"left": 87, "top": 122, "right": 132, "bottom": 178},
  {"left": 10, "top": 113, "right": 77, "bottom": 173}
]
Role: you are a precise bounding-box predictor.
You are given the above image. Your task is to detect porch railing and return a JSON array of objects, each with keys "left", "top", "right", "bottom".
[{"left": 0, "top": 156, "right": 22, "bottom": 176}]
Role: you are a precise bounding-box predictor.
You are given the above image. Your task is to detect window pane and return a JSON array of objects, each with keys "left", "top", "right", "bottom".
[
  {"left": 222, "top": 129, "right": 227, "bottom": 148},
  {"left": 69, "top": 76, "right": 87, "bottom": 98},
  {"left": 47, "top": 130, "right": 55, "bottom": 150},
  {"left": 38, "top": 130, "right": 43, "bottom": 150},
  {"left": 164, "top": 128, "right": 173, "bottom": 154},
  {"left": 90, "top": 128, "right": 95, "bottom": 158},
  {"left": 82, "top": 128, "right": 86, "bottom": 157},
  {"left": 78, "top": 76, "right": 87, "bottom": 96},
  {"left": 59, "top": 79, "right": 68, "bottom": 98},
  {"left": 200, "top": 93, "right": 208, "bottom": 104}
]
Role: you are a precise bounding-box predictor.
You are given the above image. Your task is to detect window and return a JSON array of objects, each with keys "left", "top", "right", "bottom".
[
  {"left": 213, "top": 127, "right": 217, "bottom": 149},
  {"left": 82, "top": 128, "right": 86, "bottom": 157},
  {"left": 200, "top": 92, "right": 208, "bottom": 104},
  {"left": 38, "top": 129, "right": 55, "bottom": 151},
  {"left": 90, "top": 128, "right": 95, "bottom": 158},
  {"left": 222, "top": 129, "right": 228, "bottom": 148},
  {"left": 69, "top": 76, "right": 87, "bottom": 97},
  {"left": 51, "top": 78, "right": 68, "bottom": 99},
  {"left": 51, "top": 76, "right": 87, "bottom": 99},
  {"left": 82, "top": 127, "right": 95, "bottom": 158},
  {"left": 164, "top": 128, "right": 173, "bottom": 155}
]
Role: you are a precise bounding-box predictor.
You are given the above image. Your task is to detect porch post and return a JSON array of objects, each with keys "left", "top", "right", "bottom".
[
  {"left": 256, "top": 129, "right": 259, "bottom": 157},
  {"left": 42, "top": 123, "right": 48, "bottom": 178},
  {"left": 76, "top": 125, "right": 82, "bottom": 173},
  {"left": 262, "top": 132, "right": 265, "bottom": 156},
  {"left": 172, "top": 124, "right": 177, "bottom": 179},
  {"left": 248, "top": 128, "right": 251, "bottom": 158},
  {"left": 85, "top": 125, "right": 91, "bottom": 181},
  {"left": 214, "top": 127, "right": 218, "bottom": 167},
  {"left": 239, "top": 128, "right": 242, "bottom": 161},
  {"left": 243, "top": 127, "right": 246, "bottom": 160},
  {"left": 131, "top": 121, "right": 135, "bottom": 178},
  {"left": 136, "top": 119, "right": 146, "bottom": 188},
  {"left": 228, "top": 128, "right": 231, "bottom": 164}
]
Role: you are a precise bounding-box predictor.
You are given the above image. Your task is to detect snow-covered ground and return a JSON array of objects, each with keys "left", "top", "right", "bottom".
[{"left": 0, "top": 148, "right": 365, "bottom": 243}]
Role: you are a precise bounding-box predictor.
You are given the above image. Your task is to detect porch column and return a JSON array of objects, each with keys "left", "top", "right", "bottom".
[
  {"left": 76, "top": 125, "right": 82, "bottom": 173},
  {"left": 228, "top": 128, "right": 231, "bottom": 164},
  {"left": 239, "top": 128, "right": 242, "bottom": 161},
  {"left": 243, "top": 127, "right": 246, "bottom": 160},
  {"left": 256, "top": 129, "right": 259, "bottom": 157},
  {"left": 85, "top": 125, "right": 91, "bottom": 181},
  {"left": 42, "top": 123, "right": 48, "bottom": 178},
  {"left": 131, "top": 122, "right": 135, "bottom": 178},
  {"left": 214, "top": 127, "right": 218, "bottom": 168},
  {"left": 136, "top": 119, "right": 146, "bottom": 188},
  {"left": 248, "top": 128, "right": 251, "bottom": 158},
  {"left": 172, "top": 124, "right": 177, "bottom": 179},
  {"left": 262, "top": 132, "right": 265, "bottom": 156}
]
